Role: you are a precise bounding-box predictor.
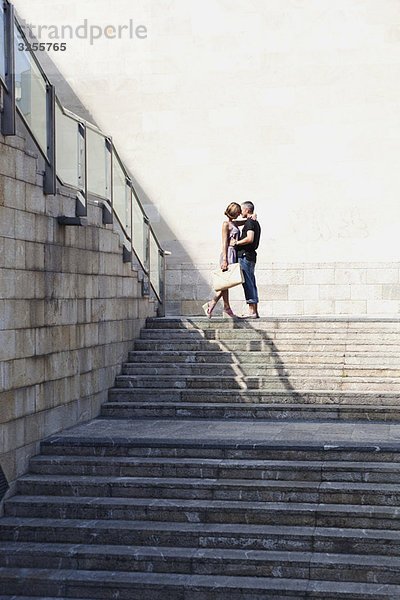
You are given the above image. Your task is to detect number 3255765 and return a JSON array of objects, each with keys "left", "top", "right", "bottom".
[{"left": 18, "top": 42, "right": 67, "bottom": 51}]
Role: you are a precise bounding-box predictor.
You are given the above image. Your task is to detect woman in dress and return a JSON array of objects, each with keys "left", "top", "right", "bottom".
[{"left": 202, "top": 202, "right": 242, "bottom": 318}]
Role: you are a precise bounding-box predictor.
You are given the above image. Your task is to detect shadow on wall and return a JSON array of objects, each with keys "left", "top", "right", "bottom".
[{"left": 129, "top": 175, "right": 226, "bottom": 316}]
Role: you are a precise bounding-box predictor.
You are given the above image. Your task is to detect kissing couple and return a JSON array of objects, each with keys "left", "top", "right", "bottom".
[{"left": 203, "top": 201, "right": 261, "bottom": 319}]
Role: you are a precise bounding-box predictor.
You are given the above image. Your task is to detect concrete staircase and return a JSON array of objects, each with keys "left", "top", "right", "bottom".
[
  {"left": 105, "top": 317, "right": 400, "bottom": 421},
  {"left": 1, "top": 317, "right": 400, "bottom": 599}
]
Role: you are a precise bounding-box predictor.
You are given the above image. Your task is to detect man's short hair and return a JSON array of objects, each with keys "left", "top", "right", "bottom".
[{"left": 242, "top": 201, "right": 255, "bottom": 213}]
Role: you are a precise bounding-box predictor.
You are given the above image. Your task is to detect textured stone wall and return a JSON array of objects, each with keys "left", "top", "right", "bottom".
[
  {"left": 166, "top": 262, "right": 400, "bottom": 317},
  {"left": 0, "top": 115, "right": 156, "bottom": 503}
]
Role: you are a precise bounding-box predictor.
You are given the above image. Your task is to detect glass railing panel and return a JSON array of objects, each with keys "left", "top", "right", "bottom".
[
  {"left": 132, "top": 192, "right": 146, "bottom": 268},
  {"left": 0, "top": 5, "right": 5, "bottom": 82},
  {"left": 14, "top": 23, "right": 47, "bottom": 155},
  {"left": 125, "top": 183, "right": 132, "bottom": 240},
  {"left": 112, "top": 152, "right": 131, "bottom": 240},
  {"left": 87, "top": 127, "right": 107, "bottom": 198},
  {"left": 150, "top": 229, "right": 161, "bottom": 299},
  {"left": 143, "top": 218, "right": 150, "bottom": 272},
  {"left": 55, "top": 101, "right": 79, "bottom": 188},
  {"left": 105, "top": 140, "right": 112, "bottom": 203}
]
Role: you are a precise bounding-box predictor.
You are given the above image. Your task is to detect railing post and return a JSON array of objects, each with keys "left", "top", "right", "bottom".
[
  {"left": 125, "top": 176, "right": 132, "bottom": 236},
  {"left": 102, "top": 136, "right": 113, "bottom": 224},
  {"left": 76, "top": 121, "right": 87, "bottom": 215},
  {"left": 44, "top": 83, "right": 56, "bottom": 195},
  {"left": 130, "top": 182, "right": 134, "bottom": 266},
  {"left": 2, "top": 0, "right": 15, "bottom": 135},
  {"left": 142, "top": 216, "right": 150, "bottom": 296},
  {"left": 143, "top": 215, "right": 149, "bottom": 273},
  {"left": 109, "top": 138, "right": 114, "bottom": 217},
  {"left": 158, "top": 248, "right": 166, "bottom": 317}
]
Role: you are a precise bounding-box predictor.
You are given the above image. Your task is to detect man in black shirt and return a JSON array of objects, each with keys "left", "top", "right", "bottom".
[{"left": 230, "top": 201, "right": 261, "bottom": 318}]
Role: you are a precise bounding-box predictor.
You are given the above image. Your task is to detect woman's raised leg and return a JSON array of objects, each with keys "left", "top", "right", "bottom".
[{"left": 203, "top": 291, "right": 222, "bottom": 318}]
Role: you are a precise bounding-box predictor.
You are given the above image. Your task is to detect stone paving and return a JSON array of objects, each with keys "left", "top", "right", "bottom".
[
  {"left": 49, "top": 417, "right": 400, "bottom": 449},
  {"left": 2, "top": 318, "right": 400, "bottom": 598}
]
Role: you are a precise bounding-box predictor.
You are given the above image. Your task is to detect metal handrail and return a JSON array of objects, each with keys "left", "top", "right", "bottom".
[{"left": 0, "top": 0, "right": 167, "bottom": 311}]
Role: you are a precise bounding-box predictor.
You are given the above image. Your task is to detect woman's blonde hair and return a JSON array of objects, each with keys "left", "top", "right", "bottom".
[{"left": 224, "top": 202, "right": 241, "bottom": 219}]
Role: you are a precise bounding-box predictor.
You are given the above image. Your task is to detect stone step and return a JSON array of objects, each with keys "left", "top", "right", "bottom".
[
  {"left": 127, "top": 349, "right": 400, "bottom": 366},
  {"left": 122, "top": 362, "right": 400, "bottom": 377},
  {"left": 145, "top": 317, "right": 400, "bottom": 331},
  {"left": 39, "top": 436, "right": 400, "bottom": 463},
  {"left": 2, "top": 517, "right": 400, "bottom": 556},
  {"left": 2, "top": 315, "right": 400, "bottom": 600},
  {"left": 29, "top": 455, "right": 400, "bottom": 483},
  {"left": 0, "top": 597, "right": 93, "bottom": 600},
  {"left": 140, "top": 328, "right": 400, "bottom": 341},
  {"left": 114, "top": 374, "right": 400, "bottom": 391},
  {"left": 134, "top": 339, "right": 400, "bottom": 352},
  {"left": 101, "top": 400, "right": 400, "bottom": 421},
  {"left": 5, "top": 495, "right": 400, "bottom": 529},
  {"left": 107, "top": 388, "right": 400, "bottom": 405},
  {"left": 15, "top": 474, "right": 400, "bottom": 506},
  {"left": 1, "top": 541, "right": 400, "bottom": 584},
  {"left": 1, "top": 567, "right": 400, "bottom": 599}
]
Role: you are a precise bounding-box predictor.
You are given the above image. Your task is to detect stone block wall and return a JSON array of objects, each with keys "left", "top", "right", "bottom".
[
  {"left": 0, "top": 115, "right": 156, "bottom": 506},
  {"left": 166, "top": 263, "right": 400, "bottom": 317}
]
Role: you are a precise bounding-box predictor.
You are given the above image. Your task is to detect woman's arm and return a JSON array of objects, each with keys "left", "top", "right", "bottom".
[
  {"left": 221, "top": 221, "right": 229, "bottom": 270},
  {"left": 232, "top": 213, "right": 257, "bottom": 226}
]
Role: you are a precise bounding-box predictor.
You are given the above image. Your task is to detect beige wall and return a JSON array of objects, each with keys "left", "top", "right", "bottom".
[
  {"left": 11, "top": 0, "right": 400, "bottom": 314},
  {"left": 0, "top": 113, "right": 156, "bottom": 505},
  {"left": 167, "top": 262, "right": 400, "bottom": 317}
]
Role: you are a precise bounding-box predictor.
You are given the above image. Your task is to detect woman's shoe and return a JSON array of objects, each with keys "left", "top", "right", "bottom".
[
  {"left": 202, "top": 301, "right": 215, "bottom": 318},
  {"left": 223, "top": 308, "right": 237, "bottom": 318}
]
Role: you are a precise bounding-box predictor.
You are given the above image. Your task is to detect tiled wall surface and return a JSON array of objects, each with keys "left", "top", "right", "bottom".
[{"left": 166, "top": 263, "right": 400, "bottom": 317}]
